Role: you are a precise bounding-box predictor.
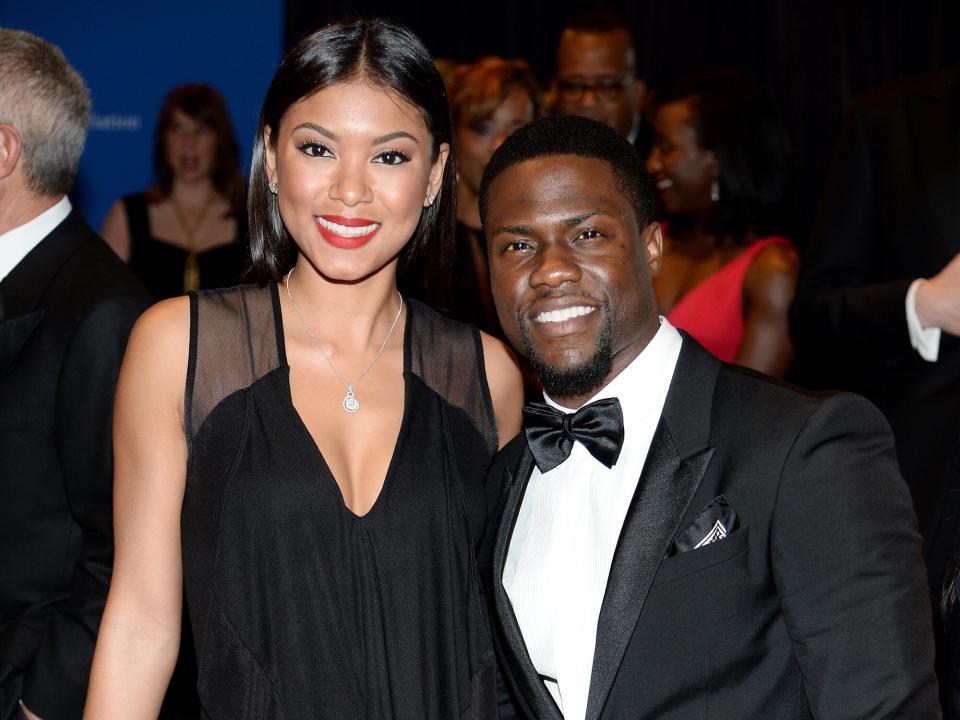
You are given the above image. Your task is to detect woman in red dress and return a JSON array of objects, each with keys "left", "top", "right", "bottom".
[{"left": 646, "top": 71, "right": 798, "bottom": 377}]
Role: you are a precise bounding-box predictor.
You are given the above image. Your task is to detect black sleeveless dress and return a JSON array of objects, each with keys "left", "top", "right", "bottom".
[
  {"left": 122, "top": 193, "right": 244, "bottom": 300},
  {"left": 180, "top": 283, "right": 500, "bottom": 719}
]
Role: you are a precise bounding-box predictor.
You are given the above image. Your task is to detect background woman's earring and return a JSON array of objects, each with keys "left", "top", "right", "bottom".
[
  {"left": 710, "top": 180, "right": 720, "bottom": 203},
  {"left": 269, "top": 181, "right": 278, "bottom": 194}
]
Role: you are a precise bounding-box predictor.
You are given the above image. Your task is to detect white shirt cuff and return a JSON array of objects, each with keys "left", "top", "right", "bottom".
[{"left": 906, "top": 278, "right": 941, "bottom": 362}]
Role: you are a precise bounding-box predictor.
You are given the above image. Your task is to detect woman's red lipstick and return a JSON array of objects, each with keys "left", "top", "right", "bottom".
[{"left": 315, "top": 214, "right": 381, "bottom": 249}]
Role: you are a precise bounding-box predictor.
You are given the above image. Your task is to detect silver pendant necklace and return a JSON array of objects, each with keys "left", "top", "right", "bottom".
[{"left": 284, "top": 268, "right": 403, "bottom": 414}]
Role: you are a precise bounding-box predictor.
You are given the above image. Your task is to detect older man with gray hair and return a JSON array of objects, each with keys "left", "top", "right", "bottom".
[{"left": 0, "top": 29, "right": 149, "bottom": 719}]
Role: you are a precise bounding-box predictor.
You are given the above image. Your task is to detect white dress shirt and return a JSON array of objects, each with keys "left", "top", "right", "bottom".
[
  {"left": 0, "top": 196, "right": 71, "bottom": 283},
  {"left": 503, "top": 319, "right": 682, "bottom": 720},
  {"left": 906, "top": 278, "right": 942, "bottom": 361}
]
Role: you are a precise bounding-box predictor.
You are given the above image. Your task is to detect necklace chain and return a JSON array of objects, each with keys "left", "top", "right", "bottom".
[
  {"left": 284, "top": 267, "right": 403, "bottom": 413},
  {"left": 171, "top": 189, "right": 216, "bottom": 293},
  {"left": 170, "top": 188, "right": 216, "bottom": 248}
]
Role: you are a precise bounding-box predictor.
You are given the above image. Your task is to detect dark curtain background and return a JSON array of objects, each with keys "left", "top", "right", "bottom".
[{"left": 285, "top": 0, "right": 958, "bottom": 235}]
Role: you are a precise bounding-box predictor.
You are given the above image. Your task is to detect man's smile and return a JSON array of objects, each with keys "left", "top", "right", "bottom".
[{"left": 533, "top": 305, "right": 597, "bottom": 323}]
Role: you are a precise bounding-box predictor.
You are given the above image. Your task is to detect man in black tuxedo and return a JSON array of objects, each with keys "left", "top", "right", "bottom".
[
  {"left": 791, "top": 70, "right": 960, "bottom": 702},
  {"left": 479, "top": 114, "right": 939, "bottom": 719},
  {"left": 0, "top": 29, "right": 149, "bottom": 719},
  {"left": 553, "top": 11, "right": 652, "bottom": 160}
]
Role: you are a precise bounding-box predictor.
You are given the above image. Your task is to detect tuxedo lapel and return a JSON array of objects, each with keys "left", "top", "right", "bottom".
[
  {"left": 0, "top": 310, "right": 43, "bottom": 374},
  {"left": 585, "top": 335, "right": 719, "bottom": 720},
  {"left": 585, "top": 424, "right": 714, "bottom": 720},
  {"left": 908, "top": 70, "right": 960, "bottom": 257},
  {"left": 492, "top": 447, "right": 564, "bottom": 720}
]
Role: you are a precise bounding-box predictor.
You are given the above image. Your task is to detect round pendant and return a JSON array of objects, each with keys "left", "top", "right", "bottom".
[{"left": 342, "top": 392, "right": 360, "bottom": 413}]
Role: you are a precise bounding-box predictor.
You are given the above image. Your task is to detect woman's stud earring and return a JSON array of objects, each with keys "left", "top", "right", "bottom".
[
  {"left": 269, "top": 181, "right": 278, "bottom": 194},
  {"left": 710, "top": 180, "right": 720, "bottom": 203},
  {"left": 426, "top": 193, "right": 436, "bottom": 206}
]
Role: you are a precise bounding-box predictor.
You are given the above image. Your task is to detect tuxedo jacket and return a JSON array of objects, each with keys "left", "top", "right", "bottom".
[
  {"left": 0, "top": 210, "right": 149, "bottom": 718},
  {"left": 484, "top": 338, "right": 939, "bottom": 719},
  {"left": 791, "top": 68, "right": 960, "bottom": 580}
]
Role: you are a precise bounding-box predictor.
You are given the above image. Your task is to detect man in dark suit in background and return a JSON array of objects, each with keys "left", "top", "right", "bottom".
[
  {"left": 553, "top": 11, "right": 652, "bottom": 160},
  {"left": 479, "top": 114, "right": 939, "bottom": 719},
  {"left": 0, "top": 28, "right": 150, "bottom": 719},
  {"left": 790, "top": 69, "right": 960, "bottom": 708}
]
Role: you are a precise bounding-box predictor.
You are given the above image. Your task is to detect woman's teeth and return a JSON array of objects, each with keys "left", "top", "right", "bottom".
[{"left": 315, "top": 217, "right": 381, "bottom": 237}]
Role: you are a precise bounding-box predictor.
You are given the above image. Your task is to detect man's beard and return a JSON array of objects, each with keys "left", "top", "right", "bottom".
[{"left": 519, "top": 304, "right": 614, "bottom": 400}]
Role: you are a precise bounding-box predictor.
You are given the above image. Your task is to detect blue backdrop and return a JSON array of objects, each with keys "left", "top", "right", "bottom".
[{"left": 1, "top": 0, "right": 283, "bottom": 229}]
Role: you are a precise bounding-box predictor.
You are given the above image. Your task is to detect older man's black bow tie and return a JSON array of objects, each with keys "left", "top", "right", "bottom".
[{"left": 523, "top": 398, "right": 625, "bottom": 473}]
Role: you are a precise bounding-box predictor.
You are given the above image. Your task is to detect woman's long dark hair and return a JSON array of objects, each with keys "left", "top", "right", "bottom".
[
  {"left": 653, "top": 70, "right": 798, "bottom": 244},
  {"left": 246, "top": 18, "right": 456, "bottom": 291}
]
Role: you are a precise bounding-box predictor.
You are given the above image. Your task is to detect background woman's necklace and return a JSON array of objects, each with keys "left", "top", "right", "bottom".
[
  {"left": 171, "top": 190, "right": 215, "bottom": 292},
  {"left": 284, "top": 268, "right": 403, "bottom": 413}
]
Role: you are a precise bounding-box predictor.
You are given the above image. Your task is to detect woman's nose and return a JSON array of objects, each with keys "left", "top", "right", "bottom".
[{"left": 329, "top": 159, "right": 372, "bottom": 206}]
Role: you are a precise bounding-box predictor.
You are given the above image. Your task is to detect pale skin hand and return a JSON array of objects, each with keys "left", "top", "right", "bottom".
[
  {"left": 84, "top": 299, "right": 190, "bottom": 718},
  {"left": 916, "top": 252, "right": 960, "bottom": 335}
]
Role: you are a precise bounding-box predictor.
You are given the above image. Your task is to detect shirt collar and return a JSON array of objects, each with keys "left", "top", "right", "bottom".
[
  {"left": 544, "top": 317, "right": 683, "bottom": 432},
  {"left": 0, "top": 196, "right": 71, "bottom": 282}
]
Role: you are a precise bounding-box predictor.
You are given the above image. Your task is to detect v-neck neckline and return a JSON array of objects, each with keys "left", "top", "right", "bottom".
[{"left": 270, "top": 280, "right": 412, "bottom": 519}]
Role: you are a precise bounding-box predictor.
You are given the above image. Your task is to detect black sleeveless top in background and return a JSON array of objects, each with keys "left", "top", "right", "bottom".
[
  {"left": 122, "top": 193, "right": 244, "bottom": 300},
  {"left": 180, "top": 283, "right": 500, "bottom": 719}
]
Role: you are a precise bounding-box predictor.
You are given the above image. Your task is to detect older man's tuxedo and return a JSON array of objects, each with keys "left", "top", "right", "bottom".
[
  {"left": 485, "top": 337, "right": 939, "bottom": 719},
  {"left": 0, "top": 209, "right": 149, "bottom": 718}
]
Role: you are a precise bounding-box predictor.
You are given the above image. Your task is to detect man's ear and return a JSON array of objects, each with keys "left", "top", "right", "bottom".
[
  {"left": 425, "top": 142, "right": 450, "bottom": 206},
  {"left": 0, "top": 125, "right": 23, "bottom": 180},
  {"left": 643, "top": 221, "right": 663, "bottom": 277}
]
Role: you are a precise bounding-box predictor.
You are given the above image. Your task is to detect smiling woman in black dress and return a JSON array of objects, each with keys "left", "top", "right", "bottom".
[{"left": 85, "top": 18, "right": 522, "bottom": 718}]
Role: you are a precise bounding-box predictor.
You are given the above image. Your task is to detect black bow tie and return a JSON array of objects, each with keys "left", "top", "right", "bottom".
[{"left": 523, "top": 398, "right": 625, "bottom": 473}]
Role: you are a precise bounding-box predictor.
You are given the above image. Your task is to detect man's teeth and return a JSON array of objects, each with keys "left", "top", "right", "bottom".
[
  {"left": 656, "top": 179, "right": 673, "bottom": 190},
  {"left": 534, "top": 306, "right": 596, "bottom": 323},
  {"left": 316, "top": 217, "right": 380, "bottom": 237}
]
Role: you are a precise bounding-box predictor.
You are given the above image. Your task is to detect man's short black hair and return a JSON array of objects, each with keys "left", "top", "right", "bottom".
[
  {"left": 479, "top": 114, "right": 654, "bottom": 230},
  {"left": 563, "top": 9, "right": 635, "bottom": 49}
]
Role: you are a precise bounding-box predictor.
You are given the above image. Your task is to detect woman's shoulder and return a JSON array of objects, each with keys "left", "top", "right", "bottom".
[
  {"left": 406, "top": 298, "right": 510, "bottom": 370},
  {"left": 130, "top": 295, "right": 191, "bottom": 348},
  {"left": 478, "top": 331, "right": 523, "bottom": 449},
  {"left": 743, "top": 236, "right": 798, "bottom": 307},
  {"left": 745, "top": 236, "right": 798, "bottom": 278},
  {"left": 133, "top": 284, "right": 273, "bottom": 344},
  {"left": 405, "top": 299, "right": 522, "bottom": 450},
  {"left": 120, "top": 191, "right": 157, "bottom": 214},
  {"left": 121, "top": 297, "right": 192, "bottom": 406}
]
